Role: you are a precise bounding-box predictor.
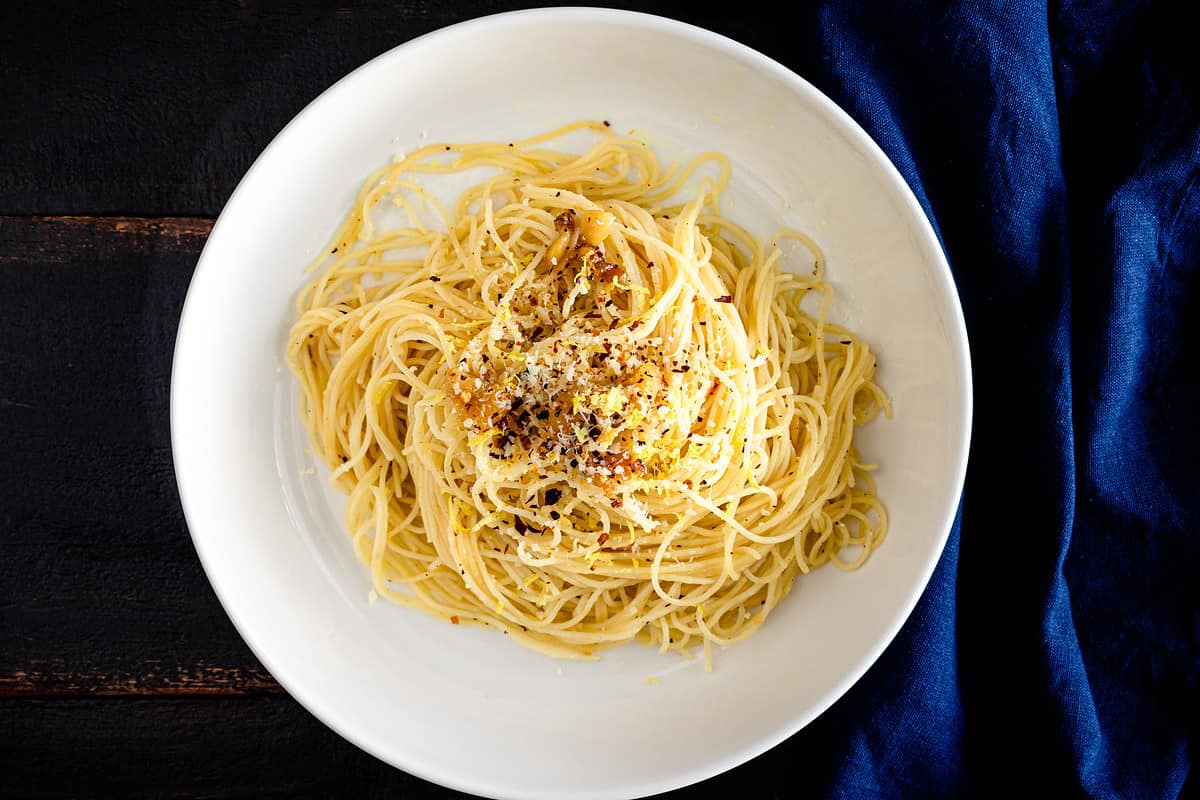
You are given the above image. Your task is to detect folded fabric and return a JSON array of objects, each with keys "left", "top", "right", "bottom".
[{"left": 783, "top": 3, "right": 1198, "bottom": 797}]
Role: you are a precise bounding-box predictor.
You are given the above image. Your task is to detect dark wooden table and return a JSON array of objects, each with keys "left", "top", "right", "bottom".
[{"left": 1, "top": 3, "right": 916, "bottom": 797}]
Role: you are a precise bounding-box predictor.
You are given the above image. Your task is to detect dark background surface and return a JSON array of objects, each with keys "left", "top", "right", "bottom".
[{"left": 3, "top": 1, "right": 1197, "bottom": 798}]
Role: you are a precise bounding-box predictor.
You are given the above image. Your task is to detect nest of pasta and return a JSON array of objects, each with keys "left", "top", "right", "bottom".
[{"left": 286, "top": 121, "right": 889, "bottom": 665}]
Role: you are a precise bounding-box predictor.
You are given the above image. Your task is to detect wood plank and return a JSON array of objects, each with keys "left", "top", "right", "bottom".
[
  {"left": 0, "top": 697, "right": 447, "bottom": 798},
  {"left": 0, "top": 216, "right": 213, "bottom": 264},
  {"left": 1, "top": 661, "right": 280, "bottom": 698},
  {"left": 0, "top": 694, "right": 809, "bottom": 798},
  {"left": 0, "top": 215, "right": 272, "bottom": 698},
  {"left": 0, "top": 3, "right": 827, "bottom": 216}
]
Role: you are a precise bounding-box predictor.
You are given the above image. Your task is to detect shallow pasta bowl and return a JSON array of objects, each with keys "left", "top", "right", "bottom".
[{"left": 171, "top": 8, "right": 971, "bottom": 799}]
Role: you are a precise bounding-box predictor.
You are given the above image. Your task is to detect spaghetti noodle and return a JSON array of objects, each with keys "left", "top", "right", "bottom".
[{"left": 285, "top": 121, "right": 889, "bottom": 664}]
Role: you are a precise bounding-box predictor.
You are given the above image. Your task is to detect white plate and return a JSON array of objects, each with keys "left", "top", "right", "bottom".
[{"left": 172, "top": 9, "right": 971, "bottom": 799}]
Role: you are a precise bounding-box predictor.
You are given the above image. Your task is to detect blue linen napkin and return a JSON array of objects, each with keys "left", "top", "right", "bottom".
[{"left": 773, "top": 3, "right": 1198, "bottom": 797}]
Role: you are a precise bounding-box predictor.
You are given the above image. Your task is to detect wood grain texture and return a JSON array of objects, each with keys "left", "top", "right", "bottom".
[
  {"left": 0, "top": 215, "right": 271, "bottom": 701},
  {"left": 0, "top": 0, "right": 827, "bottom": 216},
  {"left": 0, "top": 695, "right": 808, "bottom": 799},
  {"left": 0, "top": 698, "right": 451, "bottom": 798},
  {"left": 1, "top": 661, "right": 280, "bottom": 697},
  {"left": 0, "top": 216, "right": 213, "bottom": 263}
]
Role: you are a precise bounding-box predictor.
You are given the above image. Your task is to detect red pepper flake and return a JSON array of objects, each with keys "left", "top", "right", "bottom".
[
  {"left": 450, "top": 615, "right": 460, "bottom": 625},
  {"left": 438, "top": 308, "right": 445, "bottom": 318},
  {"left": 598, "top": 533, "right": 610, "bottom": 546},
  {"left": 715, "top": 295, "right": 733, "bottom": 303}
]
